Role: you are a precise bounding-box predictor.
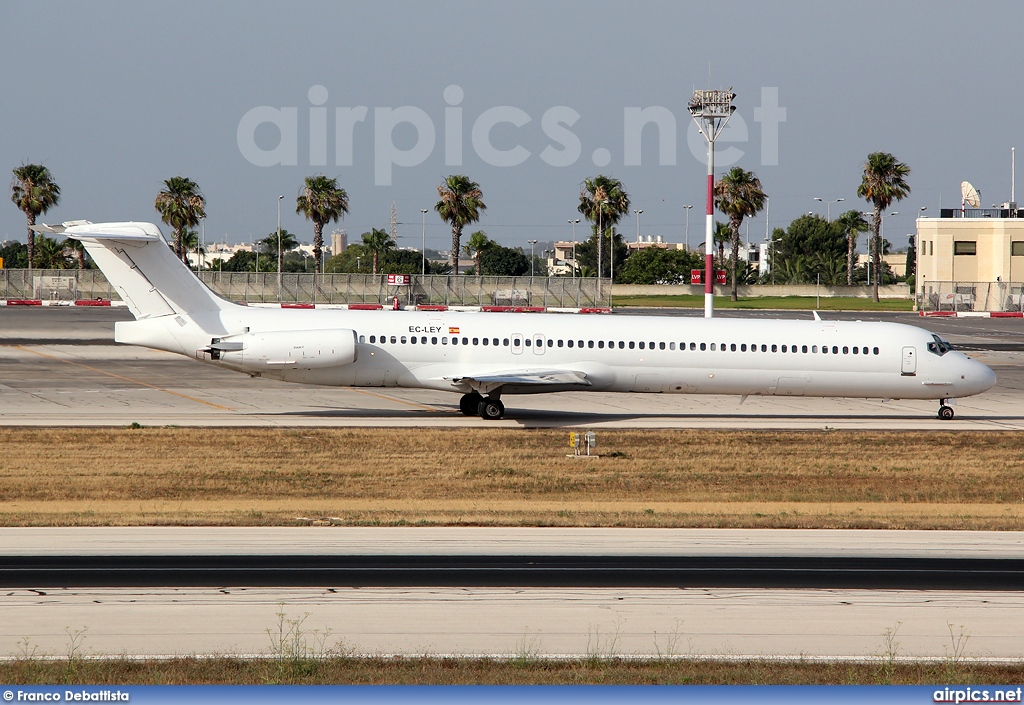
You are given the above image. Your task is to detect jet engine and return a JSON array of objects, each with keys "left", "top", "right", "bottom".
[{"left": 206, "top": 329, "right": 357, "bottom": 371}]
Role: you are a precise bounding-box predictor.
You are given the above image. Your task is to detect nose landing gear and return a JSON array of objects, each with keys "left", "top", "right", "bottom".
[{"left": 938, "top": 399, "right": 955, "bottom": 420}]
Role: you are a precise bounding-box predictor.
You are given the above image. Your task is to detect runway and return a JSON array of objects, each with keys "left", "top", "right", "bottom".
[
  {"left": 2, "top": 529, "right": 1023, "bottom": 660},
  {"left": 1, "top": 307, "right": 1023, "bottom": 429}
]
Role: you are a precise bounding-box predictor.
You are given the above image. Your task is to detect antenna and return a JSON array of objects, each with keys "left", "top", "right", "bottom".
[
  {"left": 1013, "top": 147, "right": 1016, "bottom": 205},
  {"left": 961, "top": 181, "right": 981, "bottom": 211}
]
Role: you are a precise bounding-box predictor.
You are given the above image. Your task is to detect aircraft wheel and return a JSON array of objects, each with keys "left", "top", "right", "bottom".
[
  {"left": 938, "top": 405, "right": 954, "bottom": 420},
  {"left": 478, "top": 399, "right": 505, "bottom": 420},
  {"left": 459, "top": 392, "right": 483, "bottom": 416}
]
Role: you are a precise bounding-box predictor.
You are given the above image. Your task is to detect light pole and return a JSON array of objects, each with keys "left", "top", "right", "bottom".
[
  {"left": 683, "top": 205, "right": 693, "bottom": 250},
  {"left": 814, "top": 197, "right": 844, "bottom": 222},
  {"left": 633, "top": 209, "right": 643, "bottom": 242},
  {"left": 528, "top": 239, "right": 538, "bottom": 277},
  {"left": 914, "top": 206, "right": 927, "bottom": 311},
  {"left": 277, "top": 195, "right": 283, "bottom": 301},
  {"left": 420, "top": 209, "right": 428, "bottom": 276},
  {"left": 688, "top": 87, "right": 737, "bottom": 318},
  {"left": 568, "top": 219, "right": 580, "bottom": 276}
]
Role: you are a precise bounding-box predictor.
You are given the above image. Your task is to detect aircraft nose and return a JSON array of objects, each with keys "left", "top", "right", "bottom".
[{"left": 962, "top": 358, "right": 996, "bottom": 395}]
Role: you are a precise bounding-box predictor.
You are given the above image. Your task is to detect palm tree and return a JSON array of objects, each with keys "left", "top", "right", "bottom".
[
  {"left": 295, "top": 175, "right": 348, "bottom": 273},
  {"left": 463, "top": 230, "right": 493, "bottom": 275},
  {"left": 714, "top": 167, "right": 767, "bottom": 300},
  {"left": 577, "top": 175, "right": 630, "bottom": 279},
  {"left": 435, "top": 175, "right": 486, "bottom": 274},
  {"left": 857, "top": 152, "right": 911, "bottom": 302},
  {"left": 713, "top": 221, "right": 731, "bottom": 267},
  {"left": 834, "top": 210, "right": 870, "bottom": 286},
  {"left": 33, "top": 235, "right": 72, "bottom": 269},
  {"left": 11, "top": 163, "right": 61, "bottom": 270},
  {"left": 361, "top": 228, "right": 395, "bottom": 275},
  {"left": 257, "top": 229, "right": 299, "bottom": 260},
  {"left": 62, "top": 237, "right": 87, "bottom": 269},
  {"left": 154, "top": 176, "right": 206, "bottom": 264}
]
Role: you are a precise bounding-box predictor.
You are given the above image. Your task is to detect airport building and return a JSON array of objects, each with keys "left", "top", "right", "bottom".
[{"left": 916, "top": 206, "right": 1024, "bottom": 311}]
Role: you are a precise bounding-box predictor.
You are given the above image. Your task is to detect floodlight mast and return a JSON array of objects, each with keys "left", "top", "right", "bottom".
[{"left": 688, "top": 88, "right": 736, "bottom": 318}]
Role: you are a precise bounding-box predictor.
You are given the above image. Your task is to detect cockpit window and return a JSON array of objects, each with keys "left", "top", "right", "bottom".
[{"left": 927, "top": 334, "right": 954, "bottom": 356}]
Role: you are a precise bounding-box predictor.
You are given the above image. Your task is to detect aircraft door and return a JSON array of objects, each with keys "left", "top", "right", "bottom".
[
  {"left": 533, "top": 334, "right": 545, "bottom": 355},
  {"left": 901, "top": 346, "right": 917, "bottom": 376}
]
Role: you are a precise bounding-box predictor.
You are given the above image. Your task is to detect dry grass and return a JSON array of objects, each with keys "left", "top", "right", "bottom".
[
  {"left": 2, "top": 656, "right": 1022, "bottom": 685},
  {"left": 1, "top": 428, "right": 1023, "bottom": 529}
]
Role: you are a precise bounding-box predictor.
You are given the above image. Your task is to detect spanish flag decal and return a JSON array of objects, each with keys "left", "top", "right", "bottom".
[{"left": 449, "top": 326, "right": 460, "bottom": 334}]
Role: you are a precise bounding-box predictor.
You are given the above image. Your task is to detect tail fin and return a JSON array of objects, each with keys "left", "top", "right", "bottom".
[{"left": 66, "top": 222, "right": 231, "bottom": 320}]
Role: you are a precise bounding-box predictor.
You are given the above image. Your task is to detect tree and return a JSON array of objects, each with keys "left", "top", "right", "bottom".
[
  {"left": 361, "top": 228, "right": 395, "bottom": 274},
  {"left": 435, "top": 175, "right": 486, "bottom": 274},
  {"left": 616, "top": 247, "right": 700, "bottom": 285},
  {"left": 714, "top": 166, "right": 767, "bottom": 300},
  {"left": 857, "top": 152, "right": 911, "bottom": 301},
  {"left": 11, "top": 164, "right": 61, "bottom": 270},
  {"left": 154, "top": 176, "right": 206, "bottom": 264},
  {"left": 257, "top": 229, "right": 299, "bottom": 260},
  {"left": 463, "top": 230, "right": 494, "bottom": 274},
  {"left": 575, "top": 227, "right": 627, "bottom": 280},
  {"left": 713, "top": 221, "right": 731, "bottom": 267},
  {"left": 296, "top": 174, "right": 348, "bottom": 273},
  {"left": 479, "top": 245, "right": 530, "bottom": 276},
  {"left": 62, "top": 237, "right": 88, "bottom": 269},
  {"left": 769, "top": 214, "right": 847, "bottom": 279},
  {"left": 0, "top": 241, "right": 28, "bottom": 268},
  {"left": 577, "top": 175, "right": 630, "bottom": 280},
  {"left": 834, "top": 210, "right": 870, "bottom": 286},
  {"left": 33, "top": 235, "right": 72, "bottom": 269}
]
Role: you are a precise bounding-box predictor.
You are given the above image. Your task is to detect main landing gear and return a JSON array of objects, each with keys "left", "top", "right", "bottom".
[
  {"left": 458, "top": 392, "right": 505, "bottom": 420},
  {"left": 938, "top": 399, "right": 955, "bottom": 420}
]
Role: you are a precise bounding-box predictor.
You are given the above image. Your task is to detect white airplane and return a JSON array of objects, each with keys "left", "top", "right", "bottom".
[{"left": 65, "top": 221, "right": 995, "bottom": 421}]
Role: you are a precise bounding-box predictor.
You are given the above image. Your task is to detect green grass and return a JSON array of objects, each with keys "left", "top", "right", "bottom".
[
  {"left": 612, "top": 295, "right": 914, "bottom": 311},
  {"left": 3, "top": 656, "right": 1021, "bottom": 685}
]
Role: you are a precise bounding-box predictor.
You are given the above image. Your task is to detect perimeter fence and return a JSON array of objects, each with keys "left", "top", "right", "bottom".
[
  {"left": 0, "top": 269, "right": 608, "bottom": 309},
  {"left": 920, "top": 281, "right": 1024, "bottom": 313}
]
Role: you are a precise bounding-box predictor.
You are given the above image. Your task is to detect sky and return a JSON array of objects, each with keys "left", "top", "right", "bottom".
[{"left": 2, "top": 0, "right": 1022, "bottom": 254}]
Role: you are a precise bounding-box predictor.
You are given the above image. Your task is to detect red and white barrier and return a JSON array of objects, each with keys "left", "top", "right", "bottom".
[{"left": 920, "top": 310, "right": 1024, "bottom": 318}]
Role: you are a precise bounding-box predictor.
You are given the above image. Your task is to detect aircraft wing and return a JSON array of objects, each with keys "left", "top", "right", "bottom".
[{"left": 451, "top": 369, "right": 592, "bottom": 389}]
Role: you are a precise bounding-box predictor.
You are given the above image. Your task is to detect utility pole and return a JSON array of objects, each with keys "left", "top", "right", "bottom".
[{"left": 277, "top": 195, "right": 283, "bottom": 301}]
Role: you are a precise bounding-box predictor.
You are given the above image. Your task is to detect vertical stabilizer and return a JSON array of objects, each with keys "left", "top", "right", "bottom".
[{"left": 66, "top": 222, "right": 232, "bottom": 320}]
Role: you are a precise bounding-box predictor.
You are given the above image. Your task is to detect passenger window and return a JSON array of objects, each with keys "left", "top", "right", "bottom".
[
  {"left": 567, "top": 340, "right": 574, "bottom": 348},
  {"left": 832, "top": 346, "right": 838, "bottom": 354},
  {"left": 873, "top": 347, "right": 879, "bottom": 355},
  {"left": 730, "top": 343, "right": 736, "bottom": 351},
  {"left": 669, "top": 342, "right": 675, "bottom": 350},
  {"left": 401, "top": 336, "right": 407, "bottom": 344},
  {"left": 442, "top": 337, "right": 448, "bottom": 345},
  {"left": 761, "top": 344, "right": 767, "bottom": 352},
  {"left": 863, "top": 347, "right": 869, "bottom": 355},
  {"left": 650, "top": 342, "right": 655, "bottom": 349},
  {"left": 557, "top": 340, "right": 564, "bottom": 348},
  {"left": 629, "top": 341, "right": 635, "bottom": 349},
  {"left": 598, "top": 341, "right": 604, "bottom": 349},
  {"left": 710, "top": 343, "right": 716, "bottom": 351},
  {"left": 689, "top": 342, "right": 696, "bottom": 351},
  {"left": 822, "top": 346, "right": 828, "bottom": 354},
  {"left": 618, "top": 341, "right": 625, "bottom": 349},
  {"left": 638, "top": 342, "right": 645, "bottom": 350},
  {"left": 369, "top": 335, "right": 376, "bottom": 343},
  {"left": 549, "top": 339, "right": 555, "bottom": 347},
  {"left": 410, "top": 336, "right": 417, "bottom": 344},
  {"left": 390, "top": 336, "right": 397, "bottom": 344},
  {"left": 589, "top": 341, "right": 594, "bottom": 348},
  {"left": 482, "top": 338, "right": 488, "bottom": 346},
  {"left": 771, "top": 344, "right": 777, "bottom": 352},
  {"left": 852, "top": 346, "right": 858, "bottom": 354},
  {"left": 741, "top": 344, "right": 747, "bottom": 352},
  {"left": 781, "top": 345, "right": 787, "bottom": 353},
  {"left": 525, "top": 339, "right": 531, "bottom": 347},
  {"left": 579, "top": 340, "right": 584, "bottom": 348},
  {"left": 359, "top": 335, "right": 366, "bottom": 343},
  {"left": 473, "top": 338, "right": 479, "bottom": 345},
  {"left": 463, "top": 337, "right": 469, "bottom": 345},
  {"left": 659, "top": 342, "right": 665, "bottom": 350},
  {"left": 843, "top": 346, "right": 849, "bottom": 354},
  {"left": 503, "top": 339, "right": 510, "bottom": 346},
  {"left": 802, "top": 345, "right": 808, "bottom": 353},
  {"left": 700, "top": 343, "right": 706, "bottom": 351}
]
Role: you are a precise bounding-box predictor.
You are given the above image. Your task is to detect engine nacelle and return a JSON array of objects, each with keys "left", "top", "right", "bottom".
[{"left": 209, "top": 329, "right": 357, "bottom": 371}]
